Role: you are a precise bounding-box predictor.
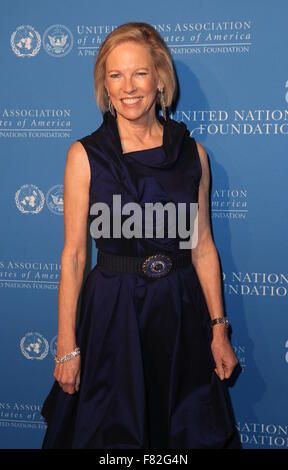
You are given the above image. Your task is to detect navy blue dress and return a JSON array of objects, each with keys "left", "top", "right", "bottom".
[{"left": 40, "top": 111, "right": 240, "bottom": 449}]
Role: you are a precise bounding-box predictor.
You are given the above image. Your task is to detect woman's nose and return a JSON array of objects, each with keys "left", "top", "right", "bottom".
[{"left": 123, "top": 77, "right": 137, "bottom": 93}]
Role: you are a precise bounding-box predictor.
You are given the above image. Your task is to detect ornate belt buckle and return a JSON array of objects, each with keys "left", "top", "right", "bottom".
[{"left": 141, "top": 253, "right": 173, "bottom": 279}]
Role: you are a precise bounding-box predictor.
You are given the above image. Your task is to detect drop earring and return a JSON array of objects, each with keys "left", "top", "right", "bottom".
[
  {"left": 105, "top": 88, "right": 115, "bottom": 117},
  {"left": 158, "top": 87, "right": 167, "bottom": 121},
  {"left": 107, "top": 93, "right": 115, "bottom": 117}
]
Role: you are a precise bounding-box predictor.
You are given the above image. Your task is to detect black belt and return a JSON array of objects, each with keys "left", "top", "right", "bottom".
[{"left": 97, "top": 249, "right": 192, "bottom": 279}]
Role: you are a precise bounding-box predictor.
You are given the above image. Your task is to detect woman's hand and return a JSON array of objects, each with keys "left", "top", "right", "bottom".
[
  {"left": 53, "top": 352, "right": 81, "bottom": 395},
  {"left": 211, "top": 329, "right": 239, "bottom": 380}
]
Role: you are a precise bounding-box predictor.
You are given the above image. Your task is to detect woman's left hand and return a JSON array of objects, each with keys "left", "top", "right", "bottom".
[{"left": 211, "top": 332, "right": 239, "bottom": 380}]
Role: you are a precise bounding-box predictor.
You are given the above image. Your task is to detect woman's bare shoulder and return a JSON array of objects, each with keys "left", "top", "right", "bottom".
[
  {"left": 195, "top": 140, "right": 210, "bottom": 187},
  {"left": 195, "top": 140, "right": 208, "bottom": 162},
  {"left": 64, "top": 141, "right": 90, "bottom": 183},
  {"left": 68, "top": 140, "right": 88, "bottom": 158}
]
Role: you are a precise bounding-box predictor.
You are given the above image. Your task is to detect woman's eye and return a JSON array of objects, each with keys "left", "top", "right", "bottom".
[{"left": 109, "top": 72, "right": 147, "bottom": 78}]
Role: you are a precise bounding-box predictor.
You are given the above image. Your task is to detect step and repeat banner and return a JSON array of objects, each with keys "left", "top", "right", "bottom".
[{"left": 1, "top": 0, "right": 287, "bottom": 449}]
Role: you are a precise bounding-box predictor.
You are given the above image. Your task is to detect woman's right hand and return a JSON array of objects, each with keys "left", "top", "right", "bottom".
[{"left": 53, "top": 347, "right": 81, "bottom": 395}]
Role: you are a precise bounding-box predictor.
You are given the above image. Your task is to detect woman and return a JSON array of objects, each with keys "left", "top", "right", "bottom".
[{"left": 41, "top": 21, "right": 241, "bottom": 449}]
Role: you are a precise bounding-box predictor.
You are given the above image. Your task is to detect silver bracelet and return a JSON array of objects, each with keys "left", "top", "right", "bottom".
[{"left": 53, "top": 346, "right": 80, "bottom": 363}]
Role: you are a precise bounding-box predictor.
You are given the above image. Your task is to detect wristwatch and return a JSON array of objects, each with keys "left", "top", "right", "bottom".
[{"left": 210, "top": 316, "right": 229, "bottom": 329}]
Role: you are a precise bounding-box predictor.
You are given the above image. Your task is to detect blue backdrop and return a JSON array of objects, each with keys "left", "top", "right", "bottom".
[{"left": 1, "top": 0, "right": 287, "bottom": 449}]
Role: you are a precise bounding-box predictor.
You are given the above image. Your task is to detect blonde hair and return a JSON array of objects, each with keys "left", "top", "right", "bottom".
[{"left": 93, "top": 22, "right": 177, "bottom": 113}]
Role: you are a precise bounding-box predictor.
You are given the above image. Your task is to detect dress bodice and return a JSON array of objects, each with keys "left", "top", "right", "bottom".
[{"left": 77, "top": 112, "right": 202, "bottom": 257}]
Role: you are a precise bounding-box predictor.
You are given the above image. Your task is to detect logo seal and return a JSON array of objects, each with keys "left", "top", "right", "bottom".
[
  {"left": 20, "top": 332, "right": 49, "bottom": 360},
  {"left": 10, "top": 25, "right": 41, "bottom": 57},
  {"left": 43, "top": 24, "right": 73, "bottom": 57}
]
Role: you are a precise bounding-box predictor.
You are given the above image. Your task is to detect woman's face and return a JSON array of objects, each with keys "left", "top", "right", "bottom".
[{"left": 105, "top": 41, "right": 162, "bottom": 120}]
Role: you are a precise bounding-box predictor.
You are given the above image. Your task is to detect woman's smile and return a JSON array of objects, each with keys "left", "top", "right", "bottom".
[{"left": 121, "top": 96, "right": 143, "bottom": 107}]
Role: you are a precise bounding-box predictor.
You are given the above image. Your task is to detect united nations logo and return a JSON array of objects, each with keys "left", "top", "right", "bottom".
[
  {"left": 10, "top": 25, "right": 41, "bottom": 58},
  {"left": 15, "top": 184, "right": 45, "bottom": 214},
  {"left": 46, "top": 184, "right": 64, "bottom": 215},
  {"left": 50, "top": 335, "right": 58, "bottom": 357},
  {"left": 20, "top": 332, "right": 49, "bottom": 360},
  {"left": 43, "top": 24, "right": 73, "bottom": 57}
]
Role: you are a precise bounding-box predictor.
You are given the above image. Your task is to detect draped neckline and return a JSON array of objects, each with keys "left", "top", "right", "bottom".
[{"left": 102, "top": 110, "right": 189, "bottom": 169}]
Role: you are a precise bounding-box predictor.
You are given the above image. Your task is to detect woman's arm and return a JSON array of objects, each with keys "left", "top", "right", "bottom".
[
  {"left": 56, "top": 141, "right": 90, "bottom": 357},
  {"left": 191, "top": 141, "right": 238, "bottom": 379},
  {"left": 191, "top": 141, "right": 226, "bottom": 337}
]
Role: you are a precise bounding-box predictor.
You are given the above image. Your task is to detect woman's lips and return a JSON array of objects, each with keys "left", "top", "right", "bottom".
[{"left": 121, "top": 97, "right": 143, "bottom": 106}]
